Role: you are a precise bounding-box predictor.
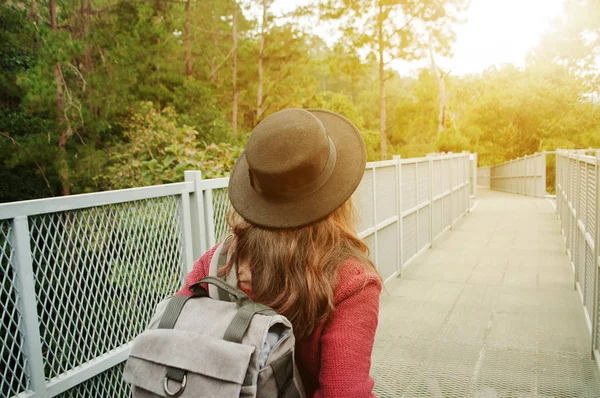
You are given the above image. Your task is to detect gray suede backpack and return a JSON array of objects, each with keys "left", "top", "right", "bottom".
[{"left": 123, "top": 240, "right": 306, "bottom": 398}]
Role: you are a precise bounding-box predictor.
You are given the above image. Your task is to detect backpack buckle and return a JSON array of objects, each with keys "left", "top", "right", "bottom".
[{"left": 164, "top": 374, "right": 187, "bottom": 397}]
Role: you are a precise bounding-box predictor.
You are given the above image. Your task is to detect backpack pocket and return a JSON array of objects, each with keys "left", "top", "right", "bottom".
[{"left": 125, "top": 328, "right": 254, "bottom": 397}]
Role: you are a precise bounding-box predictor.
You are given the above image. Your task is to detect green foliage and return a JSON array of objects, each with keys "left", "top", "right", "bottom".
[
  {"left": 446, "top": 63, "right": 600, "bottom": 166},
  {"left": 435, "top": 126, "right": 469, "bottom": 153},
  {"left": 309, "top": 91, "right": 365, "bottom": 129},
  {"left": 362, "top": 130, "right": 382, "bottom": 161},
  {"left": 0, "top": 4, "right": 35, "bottom": 107},
  {"left": 105, "top": 103, "right": 242, "bottom": 189},
  {"left": 0, "top": 0, "right": 598, "bottom": 202},
  {"left": 171, "top": 78, "right": 232, "bottom": 142}
]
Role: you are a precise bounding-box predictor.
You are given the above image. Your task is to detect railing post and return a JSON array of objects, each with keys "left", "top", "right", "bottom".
[
  {"left": 574, "top": 151, "right": 581, "bottom": 291},
  {"left": 470, "top": 153, "right": 477, "bottom": 199},
  {"left": 204, "top": 186, "right": 216, "bottom": 249},
  {"left": 393, "top": 155, "right": 403, "bottom": 273},
  {"left": 184, "top": 171, "right": 207, "bottom": 258},
  {"left": 592, "top": 151, "right": 600, "bottom": 358},
  {"left": 372, "top": 165, "right": 379, "bottom": 273},
  {"left": 441, "top": 156, "right": 445, "bottom": 229},
  {"left": 180, "top": 191, "right": 195, "bottom": 274},
  {"left": 464, "top": 153, "right": 470, "bottom": 213},
  {"left": 429, "top": 156, "right": 434, "bottom": 247},
  {"left": 556, "top": 152, "right": 560, "bottom": 215},
  {"left": 415, "top": 159, "right": 420, "bottom": 249},
  {"left": 449, "top": 152, "right": 454, "bottom": 230},
  {"left": 11, "top": 216, "right": 49, "bottom": 398},
  {"left": 541, "top": 150, "right": 547, "bottom": 198}
]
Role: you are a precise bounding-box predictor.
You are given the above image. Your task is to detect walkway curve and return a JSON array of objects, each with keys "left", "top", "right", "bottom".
[{"left": 372, "top": 189, "right": 600, "bottom": 397}]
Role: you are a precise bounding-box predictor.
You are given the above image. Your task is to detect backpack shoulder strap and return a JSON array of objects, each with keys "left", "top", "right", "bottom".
[{"left": 208, "top": 235, "right": 238, "bottom": 300}]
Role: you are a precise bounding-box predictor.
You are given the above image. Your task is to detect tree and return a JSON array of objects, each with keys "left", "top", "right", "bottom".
[
  {"left": 184, "top": 0, "right": 193, "bottom": 77},
  {"left": 428, "top": 31, "right": 446, "bottom": 137},
  {"left": 321, "top": 0, "right": 467, "bottom": 158},
  {"left": 447, "top": 63, "right": 600, "bottom": 165},
  {"left": 255, "top": 0, "right": 275, "bottom": 124},
  {"left": 232, "top": 1, "right": 239, "bottom": 136},
  {"left": 50, "top": 0, "right": 74, "bottom": 195},
  {"left": 533, "top": 0, "right": 600, "bottom": 90}
]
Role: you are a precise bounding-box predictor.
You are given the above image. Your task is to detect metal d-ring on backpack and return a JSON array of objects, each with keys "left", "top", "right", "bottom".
[{"left": 123, "top": 240, "right": 306, "bottom": 398}]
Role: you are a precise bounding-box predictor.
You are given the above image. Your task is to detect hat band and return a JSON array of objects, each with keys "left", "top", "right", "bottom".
[{"left": 250, "top": 137, "right": 337, "bottom": 201}]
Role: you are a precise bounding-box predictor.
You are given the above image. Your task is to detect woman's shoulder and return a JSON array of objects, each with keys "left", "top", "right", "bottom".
[
  {"left": 333, "top": 257, "right": 382, "bottom": 304},
  {"left": 176, "top": 243, "right": 221, "bottom": 296}
]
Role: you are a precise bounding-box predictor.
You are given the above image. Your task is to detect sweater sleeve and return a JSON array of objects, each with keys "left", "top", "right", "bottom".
[
  {"left": 314, "top": 265, "right": 382, "bottom": 398},
  {"left": 175, "top": 244, "right": 220, "bottom": 296}
]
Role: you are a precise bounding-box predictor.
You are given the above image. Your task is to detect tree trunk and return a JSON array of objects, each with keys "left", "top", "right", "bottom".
[
  {"left": 256, "top": 0, "right": 267, "bottom": 125},
  {"left": 231, "top": 3, "right": 238, "bottom": 136},
  {"left": 377, "top": 4, "right": 388, "bottom": 159},
  {"left": 211, "top": 33, "right": 220, "bottom": 85},
  {"left": 429, "top": 32, "right": 446, "bottom": 138},
  {"left": 50, "top": 0, "right": 71, "bottom": 196},
  {"left": 184, "top": 0, "right": 193, "bottom": 77}
]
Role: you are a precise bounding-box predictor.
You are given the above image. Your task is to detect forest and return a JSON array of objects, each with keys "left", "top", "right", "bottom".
[{"left": 0, "top": 0, "right": 599, "bottom": 202}]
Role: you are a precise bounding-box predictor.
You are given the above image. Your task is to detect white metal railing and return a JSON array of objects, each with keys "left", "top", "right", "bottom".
[
  {"left": 488, "top": 151, "right": 549, "bottom": 197},
  {"left": 0, "top": 152, "right": 474, "bottom": 398},
  {"left": 555, "top": 149, "right": 600, "bottom": 361},
  {"left": 477, "top": 166, "right": 490, "bottom": 187},
  {"left": 0, "top": 183, "right": 193, "bottom": 398},
  {"left": 469, "top": 153, "right": 478, "bottom": 197}
]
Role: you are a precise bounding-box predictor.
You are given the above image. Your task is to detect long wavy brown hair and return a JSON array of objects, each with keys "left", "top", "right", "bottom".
[{"left": 218, "top": 199, "right": 378, "bottom": 339}]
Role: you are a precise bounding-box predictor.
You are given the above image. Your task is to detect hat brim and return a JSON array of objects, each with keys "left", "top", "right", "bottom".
[{"left": 228, "top": 109, "right": 367, "bottom": 229}]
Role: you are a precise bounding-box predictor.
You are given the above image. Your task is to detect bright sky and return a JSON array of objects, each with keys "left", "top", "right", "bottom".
[{"left": 269, "top": 0, "right": 566, "bottom": 76}]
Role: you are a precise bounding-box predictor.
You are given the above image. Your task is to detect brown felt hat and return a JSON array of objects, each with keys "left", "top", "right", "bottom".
[{"left": 228, "top": 108, "right": 366, "bottom": 229}]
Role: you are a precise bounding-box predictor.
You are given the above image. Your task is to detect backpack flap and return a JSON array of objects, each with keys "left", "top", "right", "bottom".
[{"left": 124, "top": 328, "right": 254, "bottom": 397}]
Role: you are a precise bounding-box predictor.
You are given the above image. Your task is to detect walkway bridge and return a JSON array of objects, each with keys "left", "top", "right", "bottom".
[
  {"left": 1, "top": 150, "right": 599, "bottom": 397},
  {"left": 373, "top": 188, "right": 600, "bottom": 397}
]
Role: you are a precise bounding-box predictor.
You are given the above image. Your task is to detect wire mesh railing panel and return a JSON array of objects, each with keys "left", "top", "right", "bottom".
[
  {"left": 452, "top": 191, "right": 459, "bottom": 222},
  {"left": 417, "top": 162, "right": 430, "bottom": 205},
  {"left": 402, "top": 213, "right": 417, "bottom": 262},
  {"left": 433, "top": 160, "right": 443, "bottom": 195},
  {"left": 376, "top": 224, "right": 398, "bottom": 280},
  {"left": 597, "top": 288, "right": 600, "bottom": 351},
  {"left": 1, "top": 220, "right": 30, "bottom": 397},
  {"left": 29, "top": 196, "right": 184, "bottom": 380},
  {"left": 574, "top": 159, "right": 580, "bottom": 212},
  {"left": 569, "top": 158, "right": 576, "bottom": 203},
  {"left": 55, "top": 363, "right": 130, "bottom": 398},
  {"left": 587, "top": 164, "right": 596, "bottom": 242},
  {"left": 477, "top": 167, "right": 490, "bottom": 187},
  {"left": 418, "top": 205, "right": 430, "bottom": 251},
  {"left": 363, "top": 234, "right": 375, "bottom": 264},
  {"left": 443, "top": 196, "right": 452, "bottom": 230},
  {"left": 489, "top": 153, "right": 547, "bottom": 197},
  {"left": 584, "top": 245, "right": 594, "bottom": 310},
  {"left": 460, "top": 157, "right": 466, "bottom": 188},
  {"left": 375, "top": 166, "right": 397, "bottom": 224},
  {"left": 459, "top": 185, "right": 464, "bottom": 217},
  {"left": 578, "top": 230, "right": 586, "bottom": 289},
  {"left": 212, "top": 188, "right": 232, "bottom": 244},
  {"left": 433, "top": 199, "right": 443, "bottom": 238},
  {"left": 571, "top": 214, "right": 578, "bottom": 267},
  {"left": 354, "top": 169, "right": 374, "bottom": 234},
  {"left": 402, "top": 163, "right": 417, "bottom": 211},
  {"left": 579, "top": 162, "right": 588, "bottom": 231},
  {"left": 443, "top": 161, "right": 452, "bottom": 193},
  {"left": 450, "top": 158, "right": 457, "bottom": 188}
]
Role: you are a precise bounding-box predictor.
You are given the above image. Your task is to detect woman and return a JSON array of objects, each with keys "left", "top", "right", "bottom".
[{"left": 178, "top": 108, "right": 382, "bottom": 397}]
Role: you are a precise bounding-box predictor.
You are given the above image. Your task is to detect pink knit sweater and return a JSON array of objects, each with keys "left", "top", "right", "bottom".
[{"left": 176, "top": 244, "right": 382, "bottom": 397}]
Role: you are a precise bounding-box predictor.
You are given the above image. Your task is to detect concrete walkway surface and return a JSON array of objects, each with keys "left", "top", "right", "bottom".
[{"left": 372, "top": 189, "right": 600, "bottom": 397}]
